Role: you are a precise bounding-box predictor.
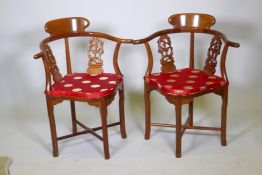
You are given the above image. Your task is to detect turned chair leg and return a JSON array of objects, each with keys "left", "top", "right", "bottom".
[
  {"left": 144, "top": 83, "right": 151, "bottom": 140},
  {"left": 70, "top": 101, "right": 77, "bottom": 134},
  {"left": 100, "top": 104, "right": 110, "bottom": 159},
  {"left": 119, "top": 86, "right": 127, "bottom": 138},
  {"left": 221, "top": 87, "right": 228, "bottom": 146},
  {"left": 175, "top": 103, "right": 182, "bottom": 158},
  {"left": 46, "top": 99, "right": 59, "bottom": 157},
  {"left": 188, "top": 101, "right": 193, "bottom": 126}
]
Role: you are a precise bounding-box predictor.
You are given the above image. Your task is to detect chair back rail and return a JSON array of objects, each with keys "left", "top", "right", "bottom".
[
  {"left": 34, "top": 17, "right": 132, "bottom": 91},
  {"left": 35, "top": 31, "right": 132, "bottom": 91},
  {"left": 133, "top": 28, "right": 239, "bottom": 81}
]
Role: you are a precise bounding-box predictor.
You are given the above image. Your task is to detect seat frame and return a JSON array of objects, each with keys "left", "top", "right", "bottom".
[
  {"left": 133, "top": 13, "right": 240, "bottom": 158},
  {"left": 34, "top": 17, "right": 132, "bottom": 159}
]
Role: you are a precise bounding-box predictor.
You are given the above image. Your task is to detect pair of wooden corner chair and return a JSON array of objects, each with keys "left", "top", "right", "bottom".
[{"left": 34, "top": 13, "right": 239, "bottom": 159}]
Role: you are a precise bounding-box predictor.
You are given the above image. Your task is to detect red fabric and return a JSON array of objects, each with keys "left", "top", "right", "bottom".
[
  {"left": 46, "top": 73, "right": 122, "bottom": 98},
  {"left": 145, "top": 68, "right": 227, "bottom": 96}
]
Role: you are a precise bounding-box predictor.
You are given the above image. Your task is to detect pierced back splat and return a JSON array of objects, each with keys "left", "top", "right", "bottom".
[
  {"left": 87, "top": 37, "right": 104, "bottom": 74},
  {"left": 157, "top": 35, "right": 176, "bottom": 72},
  {"left": 43, "top": 44, "right": 62, "bottom": 82},
  {"left": 203, "top": 35, "right": 222, "bottom": 75}
]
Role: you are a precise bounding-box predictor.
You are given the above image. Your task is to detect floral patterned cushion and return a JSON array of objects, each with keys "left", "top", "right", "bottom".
[
  {"left": 145, "top": 68, "right": 227, "bottom": 96},
  {"left": 46, "top": 73, "right": 122, "bottom": 98}
]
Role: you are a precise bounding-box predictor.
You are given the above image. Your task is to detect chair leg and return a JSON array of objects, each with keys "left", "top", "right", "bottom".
[
  {"left": 46, "top": 99, "right": 59, "bottom": 157},
  {"left": 70, "top": 101, "right": 77, "bottom": 134},
  {"left": 221, "top": 87, "right": 228, "bottom": 146},
  {"left": 188, "top": 101, "right": 193, "bottom": 126},
  {"left": 100, "top": 104, "right": 110, "bottom": 159},
  {"left": 119, "top": 86, "right": 127, "bottom": 138},
  {"left": 175, "top": 103, "right": 182, "bottom": 158},
  {"left": 144, "top": 83, "right": 151, "bottom": 140}
]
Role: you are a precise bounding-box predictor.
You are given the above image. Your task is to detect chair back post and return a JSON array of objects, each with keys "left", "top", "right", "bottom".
[
  {"left": 144, "top": 42, "right": 153, "bottom": 76},
  {"left": 189, "top": 32, "right": 195, "bottom": 68},
  {"left": 220, "top": 44, "right": 229, "bottom": 81},
  {"left": 113, "top": 42, "right": 123, "bottom": 76},
  {"left": 41, "top": 51, "right": 52, "bottom": 91},
  {"left": 64, "top": 38, "right": 72, "bottom": 74}
]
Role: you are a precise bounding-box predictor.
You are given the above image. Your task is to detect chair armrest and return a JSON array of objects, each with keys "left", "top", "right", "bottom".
[
  {"left": 226, "top": 40, "right": 240, "bottom": 48},
  {"left": 132, "top": 29, "right": 177, "bottom": 44},
  {"left": 133, "top": 40, "right": 143, "bottom": 44},
  {"left": 34, "top": 52, "right": 44, "bottom": 59},
  {"left": 119, "top": 39, "right": 133, "bottom": 43},
  {"left": 218, "top": 31, "right": 240, "bottom": 48}
]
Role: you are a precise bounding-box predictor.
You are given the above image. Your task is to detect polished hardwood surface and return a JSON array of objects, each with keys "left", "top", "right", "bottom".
[
  {"left": 168, "top": 13, "right": 215, "bottom": 29},
  {"left": 45, "top": 17, "right": 90, "bottom": 36},
  {"left": 34, "top": 17, "right": 132, "bottom": 159},
  {"left": 133, "top": 13, "right": 239, "bottom": 158}
]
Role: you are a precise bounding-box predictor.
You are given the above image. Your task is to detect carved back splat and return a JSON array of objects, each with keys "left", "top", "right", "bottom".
[
  {"left": 87, "top": 37, "right": 104, "bottom": 74},
  {"left": 203, "top": 35, "right": 222, "bottom": 75},
  {"left": 158, "top": 35, "right": 176, "bottom": 72},
  {"left": 44, "top": 44, "right": 62, "bottom": 82}
]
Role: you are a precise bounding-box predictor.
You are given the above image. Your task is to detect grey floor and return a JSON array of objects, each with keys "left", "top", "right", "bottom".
[{"left": 0, "top": 89, "right": 261, "bottom": 175}]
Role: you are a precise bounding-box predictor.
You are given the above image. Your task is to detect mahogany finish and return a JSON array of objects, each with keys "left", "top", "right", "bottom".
[
  {"left": 34, "top": 17, "right": 132, "bottom": 159},
  {"left": 45, "top": 17, "right": 90, "bottom": 36},
  {"left": 168, "top": 13, "right": 215, "bottom": 29},
  {"left": 157, "top": 35, "right": 176, "bottom": 72},
  {"left": 133, "top": 13, "right": 239, "bottom": 158}
]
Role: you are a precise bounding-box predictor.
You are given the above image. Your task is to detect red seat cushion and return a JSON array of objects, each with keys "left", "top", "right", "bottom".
[
  {"left": 145, "top": 68, "right": 227, "bottom": 96},
  {"left": 46, "top": 73, "right": 122, "bottom": 98}
]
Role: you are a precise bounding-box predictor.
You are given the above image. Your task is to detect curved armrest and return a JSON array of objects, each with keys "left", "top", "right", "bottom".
[
  {"left": 118, "top": 39, "right": 133, "bottom": 44},
  {"left": 34, "top": 52, "right": 44, "bottom": 59},
  {"left": 216, "top": 30, "right": 240, "bottom": 48},
  {"left": 226, "top": 40, "right": 240, "bottom": 48},
  {"left": 132, "top": 29, "right": 177, "bottom": 44},
  {"left": 42, "top": 32, "right": 133, "bottom": 44}
]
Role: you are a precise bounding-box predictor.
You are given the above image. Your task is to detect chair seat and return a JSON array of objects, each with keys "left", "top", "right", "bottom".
[
  {"left": 46, "top": 73, "right": 123, "bottom": 98},
  {"left": 144, "top": 68, "right": 227, "bottom": 96}
]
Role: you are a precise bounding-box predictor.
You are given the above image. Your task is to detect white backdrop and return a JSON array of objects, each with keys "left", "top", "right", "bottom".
[
  {"left": 1, "top": 0, "right": 262, "bottom": 174},
  {"left": 0, "top": 0, "right": 261, "bottom": 114}
]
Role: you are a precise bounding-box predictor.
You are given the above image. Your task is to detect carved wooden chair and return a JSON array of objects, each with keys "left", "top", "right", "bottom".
[
  {"left": 34, "top": 17, "right": 132, "bottom": 159},
  {"left": 133, "top": 13, "right": 240, "bottom": 157}
]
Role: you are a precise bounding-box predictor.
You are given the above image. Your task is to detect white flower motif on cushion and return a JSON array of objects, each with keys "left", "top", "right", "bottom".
[
  {"left": 72, "top": 88, "right": 82, "bottom": 92},
  {"left": 64, "top": 84, "right": 73, "bottom": 87}
]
